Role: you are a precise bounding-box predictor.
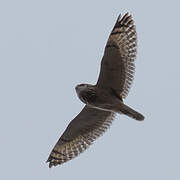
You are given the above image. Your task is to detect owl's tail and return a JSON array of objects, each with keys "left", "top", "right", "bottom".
[{"left": 119, "top": 103, "right": 144, "bottom": 121}]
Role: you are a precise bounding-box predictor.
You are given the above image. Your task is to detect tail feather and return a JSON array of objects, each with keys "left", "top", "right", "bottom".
[{"left": 119, "top": 103, "right": 144, "bottom": 121}]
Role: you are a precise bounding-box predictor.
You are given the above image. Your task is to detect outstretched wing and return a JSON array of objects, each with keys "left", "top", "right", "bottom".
[
  {"left": 97, "top": 13, "right": 137, "bottom": 99},
  {"left": 47, "top": 106, "right": 115, "bottom": 168}
]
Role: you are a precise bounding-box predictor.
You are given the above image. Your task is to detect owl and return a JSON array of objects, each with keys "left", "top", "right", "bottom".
[{"left": 47, "top": 13, "right": 144, "bottom": 168}]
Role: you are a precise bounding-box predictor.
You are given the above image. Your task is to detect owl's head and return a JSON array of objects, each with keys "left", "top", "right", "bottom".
[
  {"left": 75, "top": 84, "right": 90, "bottom": 94},
  {"left": 75, "top": 83, "right": 95, "bottom": 104}
]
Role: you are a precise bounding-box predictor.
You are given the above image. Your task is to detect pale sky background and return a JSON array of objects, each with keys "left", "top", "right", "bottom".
[{"left": 0, "top": 0, "right": 180, "bottom": 179}]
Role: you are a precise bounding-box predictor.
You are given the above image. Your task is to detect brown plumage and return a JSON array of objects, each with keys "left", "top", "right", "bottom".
[
  {"left": 47, "top": 13, "right": 144, "bottom": 168},
  {"left": 97, "top": 13, "right": 137, "bottom": 99}
]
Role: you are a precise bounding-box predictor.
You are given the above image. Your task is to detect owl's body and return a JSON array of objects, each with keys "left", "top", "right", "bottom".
[
  {"left": 76, "top": 84, "right": 144, "bottom": 120},
  {"left": 47, "top": 13, "right": 145, "bottom": 168}
]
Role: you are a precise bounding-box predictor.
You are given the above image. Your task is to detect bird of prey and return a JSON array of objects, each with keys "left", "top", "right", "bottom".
[{"left": 47, "top": 13, "right": 144, "bottom": 168}]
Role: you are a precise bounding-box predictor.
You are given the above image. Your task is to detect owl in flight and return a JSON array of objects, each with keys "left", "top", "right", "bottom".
[{"left": 47, "top": 13, "right": 144, "bottom": 168}]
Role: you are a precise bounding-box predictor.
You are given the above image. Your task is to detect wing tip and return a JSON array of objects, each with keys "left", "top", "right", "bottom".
[
  {"left": 46, "top": 157, "right": 61, "bottom": 168},
  {"left": 117, "top": 14, "right": 121, "bottom": 22},
  {"left": 112, "top": 12, "right": 135, "bottom": 35},
  {"left": 115, "top": 12, "right": 134, "bottom": 26},
  {"left": 46, "top": 157, "right": 53, "bottom": 168}
]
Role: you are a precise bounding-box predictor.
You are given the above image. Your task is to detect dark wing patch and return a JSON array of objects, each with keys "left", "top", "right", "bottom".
[
  {"left": 97, "top": 13, "right": 137, "bottom": 99},
  {"left": 47, "top": 106, "right": 115, "bottom": 167}
]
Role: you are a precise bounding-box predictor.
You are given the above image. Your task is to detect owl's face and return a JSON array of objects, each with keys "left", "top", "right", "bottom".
[
  {"left": 75, "top": 84, "right": 89, "bottom": 96},
  {"left": 75, "top": 84, "right": 96, "bottom": 104}
]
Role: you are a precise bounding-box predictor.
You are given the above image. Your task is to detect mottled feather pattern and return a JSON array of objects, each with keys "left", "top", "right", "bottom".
[
  {"left": 46, "top": 13, "right": 144, "bottom": 168},
  {"left": 47, "top": 112, "right": 115, "bottom": 167},
  {"left": 107, "top": 13, "right": 137, "bottom": 98}
]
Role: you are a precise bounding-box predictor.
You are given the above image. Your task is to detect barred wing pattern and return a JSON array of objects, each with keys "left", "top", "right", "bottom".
[
  {"left": 97, "top": 13, "right": 137, "bottom": 99},
  {"left": 47, "top": 106, "right": 115, "bottom": 167}
]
